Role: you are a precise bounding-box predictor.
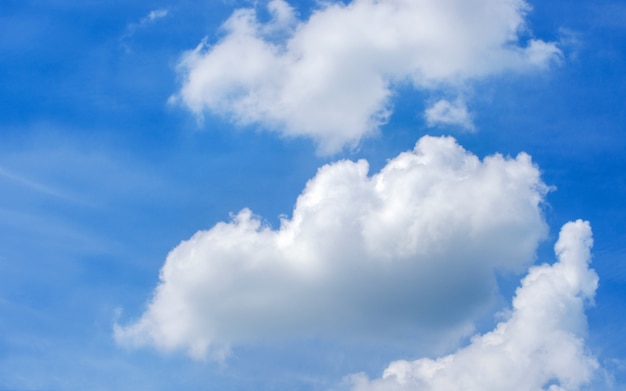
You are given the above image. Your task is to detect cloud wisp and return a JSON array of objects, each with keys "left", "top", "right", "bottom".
[
  {"left": 348, "top": 220, "right": 599, "bottom": 391},
  {"left": 120, "top": 8, "right": 170, "bottom": 53},
  {"left": 172, "top": 0, "right": 561, "bottom": 153},
  {"left": 115, "top": 136, "right": 549, "bottom": 359}
]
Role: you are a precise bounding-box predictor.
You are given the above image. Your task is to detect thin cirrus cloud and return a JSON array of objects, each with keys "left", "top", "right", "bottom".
[
  {"left": 171, "top": 0, "right": 561, "bottom": 153},
  {"left": 120, "top": 8, "right": 170, "bottom": 52},
  {"left": 348, "top": 220, "right": 599, "bottom": 391},
  {"left": 115, "top": 135, "right": 549, "bottom": 359}
]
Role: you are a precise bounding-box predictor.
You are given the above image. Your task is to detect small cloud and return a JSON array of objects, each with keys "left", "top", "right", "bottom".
[
  {"left": 425, "top": 99, "right": 476, "bottom": 131},
  {"left": 120, "top": 8, "right": 170, "bottom": 53},
  {"left": 558, "top": 28, "right": 583, "bottom": 61},
  {"left": 144, "top": 9, "right": 169, "bottom": 23}
]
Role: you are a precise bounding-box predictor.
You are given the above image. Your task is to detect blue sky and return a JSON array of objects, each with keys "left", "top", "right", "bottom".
[{"left": 1, "top": 0, "right": 625, "bottom": 390}]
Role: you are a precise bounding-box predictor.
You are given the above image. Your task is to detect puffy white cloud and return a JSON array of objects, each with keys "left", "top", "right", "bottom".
[
  {"left": 348, "top": 220, "right": 599, "bottom": 391},
  {"left": 425, "top": 99, "right": 475, "bottom": 131},
  {"left": 171, "top": 0, "right": 561, "bottom": 153},
  {"left": 115, "top": 136, "right": 549, "bottom": 358}
]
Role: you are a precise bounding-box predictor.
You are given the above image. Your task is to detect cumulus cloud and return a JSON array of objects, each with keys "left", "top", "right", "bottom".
[
  {"left": 348, "top": 220, "right": 599, "bottom": 391},
  {"left": 171, "top": 0, "right": 561, "bottom": 153},
  {"left": 425, "top": 99, "right": 475, "bottom": 131},
  {"left": 115, "top": 136, "right": 549, "bottom": 358}
]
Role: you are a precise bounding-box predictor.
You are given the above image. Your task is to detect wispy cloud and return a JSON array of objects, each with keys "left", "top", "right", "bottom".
[
  {"left": 349, "top": 220, "right": 599, "bottom": 391},
  {"left": 0, "top": 165, "right": 72, "bottom": 200},
  {"left": 120, "top": 8, "right": 170, "bottom": 53},
  {"left": 144, "top": 9, "right": 169, "bottom": 23}
]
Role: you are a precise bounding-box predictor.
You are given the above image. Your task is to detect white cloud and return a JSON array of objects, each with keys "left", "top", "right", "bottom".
[
  {"left": 172, "top": 0, "right": 561, "bottom": 153},
  {"left": 425, "top": 99, "right": 475, "bottom": 131},
  {"left": 120, "top": 8, "right": 170, "bottom": 52},
  {"left": 144, "top": 9, "right": 169, "bottom": 23},
  {"left": 348, "top": 220, "right": 599, "bottom": 391},
  {"left": 115, "top": 136, "right": 549, "bottom": 359}
]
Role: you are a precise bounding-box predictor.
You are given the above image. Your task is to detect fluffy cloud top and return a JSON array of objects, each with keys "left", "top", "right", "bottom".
[
  {"left": 144, "top": 9, "right": 169, "bottom": 23},
  {"left": 349, "top": 220, "right": 599, "bottom": 391},
  {"left": 172, "top": 0, "right": 561, "bottom": 153},
  {"left": 115, "top": 136, "right": 548, "bottom": 358}
]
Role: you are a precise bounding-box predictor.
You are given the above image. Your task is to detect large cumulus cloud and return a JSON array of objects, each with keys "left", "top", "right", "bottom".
[
  {"left": 172, "top": 0, "right": 561, "bottom": 153},
  {"left": 115, "top": 136, "right": 549, "bottom": 358},
  {"left": 348, "top": 220, "right": 599, "bottom": 391}
]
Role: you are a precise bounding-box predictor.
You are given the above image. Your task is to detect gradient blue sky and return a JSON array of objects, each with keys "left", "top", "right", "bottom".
[{"left": 0, "top": 0, "right": 625, "bottom": 390}]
